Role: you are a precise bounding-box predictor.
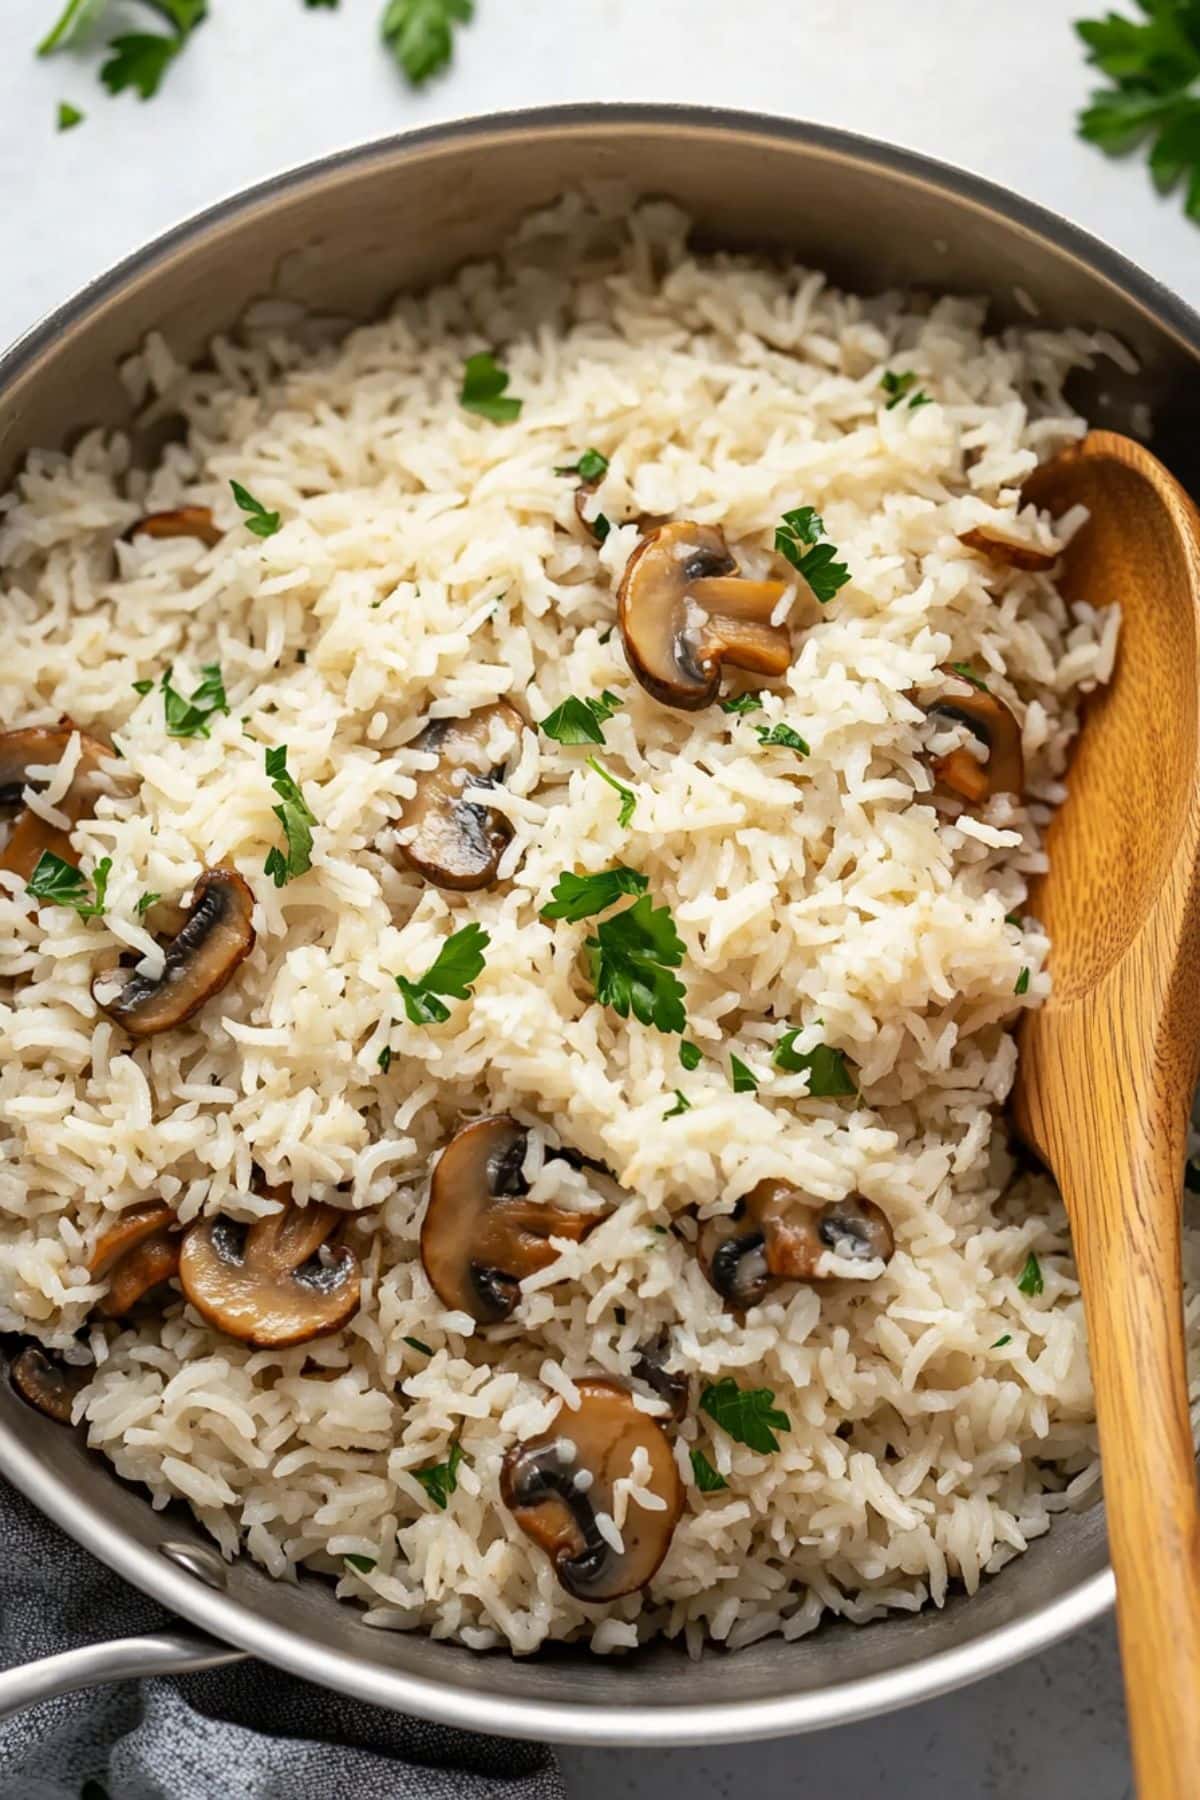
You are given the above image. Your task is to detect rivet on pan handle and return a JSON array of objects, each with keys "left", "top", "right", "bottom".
[{"left": 0, "top": 1630, "right": 247, "bottom": 1721}]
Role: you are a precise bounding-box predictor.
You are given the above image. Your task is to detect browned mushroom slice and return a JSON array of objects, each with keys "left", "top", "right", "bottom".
[
  {"left": 501, "top": 1377, "right": 683, "bottom": 1601},
  {"left": 959, "top": 524, "right": 1058, "bottom": 572},
  {"left": 420, "top": 1115, "right": 606, "bottom": 1324},
  {"left": 0, "top": 724, "right": 110, "bottom": 883},
  {"left": 395, "top": 702, "right": 525, "bottom": 891},
  {"left": 632, "top": 1333, "right": 690, "bottom": 1422},
  {"left": 618, "top": 521, "right": 791, "bottom": 711},
  {"left": 700, "top": 1180, "right": 894, "bottom": 1311},
  {"left": 179, "top": 1202, "right": 361, "bottom": 1347},
  {"left": 10, "top": 1345, "right": 91, "bottom": 1423},
  {"left": 925, "top": 665, "right": 1024, "bottom": 804},
  {"left": 129, "top": 506, "right": 222, "bottom": 548},
  {"left": 93, "top": 866, "right": 256, "bottom": 1038},
  {"left": 89, "top": 1200, "right": 181, "bottom": 1317}
]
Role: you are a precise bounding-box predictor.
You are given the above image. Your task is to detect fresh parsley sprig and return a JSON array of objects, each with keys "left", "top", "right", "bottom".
[
  {"left": 539, "top": 691, "right": 622, "bottom": 746},
  {"left": 586, "top": 756, "right": 637, "bottom": 827},
  {"left": 540, "top": 866, "right": 648, "bottom": 922},
  {"left": 755, "top": 721, "right": 810, "bottom": 756},
  {"left": 396, "top": 921, "right": 489, "bottom": 1025},
  {"left": 729, "top": 1054, "right": 759, "bottom": 1094},
  {"left": 231, "top": 481, "right": 282, "bottom": 540},
  {"left": 134, "top": 663, "right": 229, "bottom": 740},
  {"left": 1017, "top": 1250, "right": 1045, "bottom": 1296},
  {"left": 26, "top": 850, "right": 111, "bottom": 918},
  {"left": 460, "top": 351, "right": 522, "bottom": 423},
  {"left": 774, "top": 507, "right": 851, "bottom": 604},
  {"left": 720, "top": 692, "right": 764, "bottom": 716},
  {"left": 382, "top": 0, "right": 473, "bottom": 86},
  {"left": 585, "top": 893, "right": 687, "bottom": 1035},
  {"left": 412, "top": 1440, "right": 464, "bottom": 1510},
  {"left": 700, "top": 1378, "right": 790, "bottom": 1454},
  {"left": 1076, "top": 2, "right": 1200, "bottom": 220},
  {"left": 690, "top": 1448, "right": 729, "bottom": 1493},
  {"left": 774, "top": 1030, "right": 858, "bottom": 1097},
  {"left": 263, "top": 746, "right": 316, "bottom": 887},
  {"left": 881, "top": 370, "right": 932, "bottom": 411}
]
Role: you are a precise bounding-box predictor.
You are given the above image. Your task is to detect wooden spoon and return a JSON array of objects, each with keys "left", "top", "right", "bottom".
[{"left": 1013, "top": 431, "right": 1200, "bottom": 1798}]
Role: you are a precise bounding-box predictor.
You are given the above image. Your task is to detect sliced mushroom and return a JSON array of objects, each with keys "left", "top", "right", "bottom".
[
  {"left": 93, "top": 866, "right": 255, "bottom": 1038},
  {"left": 700, "top": 1181, "right": 894, "bottom": 1311},
  {"left": 924, "top": 665, "right": 1024, "bottom": 804},
  {"left": 420, "top": 1115, "right": 607, "bottom": 1324},
  {"left": 618, "top": 521, "right": 791, "bottom": 710},
  {"left": 129, "top": 506, "right": 222, "bottom": 548},
  {"left": 395, "top": 702, "right": 524, "bottom": 891},
  {"left": 10, "top": 1344, "right": 91, "bottom": 1424},
  {"left": 501, "top": 1376, "right": 683, "bottom": 1601},
  {"left": 632, "top": 1332, "right": 689, "bottom": 1423},
  {"left": 0, "top": 723, "right": 110, "bottom": 883},
  {"left": 959, "top": 524, "right": 1058, "bottom": 572},
  {"left": 89, "top": 1200, "right": 181, "bottom": 1317},
  {"left": 179, "top": 1201, "right": 361, "bottom": 1347}
]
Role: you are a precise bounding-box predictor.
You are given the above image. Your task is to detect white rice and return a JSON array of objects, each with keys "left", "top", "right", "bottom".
[{"left": 2, "top": 193, "right": 1197, "bottom": 1657}]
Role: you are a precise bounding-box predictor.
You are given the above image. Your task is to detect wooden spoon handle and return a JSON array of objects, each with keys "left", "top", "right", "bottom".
[{"left": 1066, "top": 1121, "right": 1200, "bottom": 1798}]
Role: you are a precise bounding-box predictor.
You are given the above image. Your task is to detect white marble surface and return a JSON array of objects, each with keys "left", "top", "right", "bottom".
[{"left": 2, "top": 1, "right": 1193, "bottom": 1793}]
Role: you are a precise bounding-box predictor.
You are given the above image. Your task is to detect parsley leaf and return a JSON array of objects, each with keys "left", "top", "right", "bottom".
[
  {"left": 555, "top": 448, "right": 609, "bottom": 481},
  {"left": 991, "top": 1334, "right": 1013, "bottom": 1349},
  {"left": 230, "top": 480, "right": 282, "bottom": 539},
  {"left": 382, "top": 0, "right": 473, "bottom": 86},
  {"left": 1076, "top": 3, "right": 1200, "bottom": 219},
  {"left": 160, "top": 663, "right": 229, "bottom": 739},
  {"left": 403, "top": 1336, "right": 432, "bottom": 1355},
  {"left": 729, "top": 1053, "right": 759, "bottom": 1093},
  {"left": 413, "top": 1440, "right": 464, "bottom": 1510},
  {"left": 755, "top": 721, "right": 810, "bottom": 756},
  {"left": 1017, "top": 1251, "right": 1044, "bottom": 1297},
  {"left": 720, "top": 692, "right": 764, "bottom": 716},
  {"left": 26, "top": 851, "right": 111, "bottom": 919},
  {"left": 774, "top": 507, "right": 851, "bottom": 604},
  {"left": 949, "top": 662, "right": 990, "bottom": 692},
  {"left": 679, "top": 1039, "right": 702, "bottom": 1071},
  {"left": 663, "top": 1090, "right": 691, "bottom": 1118},
  {"left": 690, "top": 1449, "right": 728, "bottom": 1493},
  {"left": 460, "top": 350, "right": 522, "bottom": 423},
  {"left": 377, "top": 1046, "right": 392, "bottom": 1073},
  {"left": 38, "top": 0, "right": 106, "bottom": 55},
  {"left": 101, "top": 33, "right": 179, "bottom": 98},
  {"left": 57, "top": 100, "right": 85, "bottom": 130},
  {"left": 586, "top": 756, "right": 637, "bottom": 827},
  {"left": 1014, "top": 966, "right": 1031, "bottom": 996},
  {"left": 881, "top": 369, "right": 932, "bottom": 410},
  {"left": 700, "top": 1378, "right": 790, "bottom": 1454},
  {"left": 344, "top": 1552, "right": 376, "bottom": 1572},
  {"left": 585, "top": 893, "right": 687, "bottom": 1035},
  {"left": 396, "top": 921, "right": 490, "bottom": 1026},
  {"left": 774, "top": 1031, "right": 858, "bottom": 1097},
  {"left": 592, "top": 512, "right": 612, "bottom": 545},
  {"left": 539, "top": 691, "right": 622, "bottom": 746},
  {"left": 136, "top": 891, "right": 161, "bottom": 917},
  {"left": 540, "top": 865, "right": 648, "bottom": 922},
  {"left": 263, "top": 745, "right": 316, "bottom": 887}
]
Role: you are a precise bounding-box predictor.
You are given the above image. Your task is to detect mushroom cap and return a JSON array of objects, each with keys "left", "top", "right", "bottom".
[
  {"left": 500, "top": 1376, "right": 684, "bottom": 1601},
  {"left": 93, "top": 866, "right": 256, "bottom": 1038},
  {"left": 395, "top": 702, "right": 524, "bottom": 891},
  {"left": 926, "top": 665, "right": 1024, "bottom": 803},
  {"left": 128, "top": 506, "right": 222, "bottom": 548},
  {"left": 701, "top": 1180, "right": 894, "bottom": 1310},
  {"left": 179, "top": 1201, "right": 361, "bottom": 1348},
  {"left": 0, "top": 723, "right": 110, "bottom": 883},
  {"left": 959, "top": 524, "right": 1058, "bottom": 572},
  {"left": 617, "top": 521, "right": 791, "bottom": 711},
  {"left": 10, "top": 1345, "right": 90, "bottom": 1424},
  {"left": 420, "top": 1115, "right": 606, "bottom": 1324},
  {"left": 631, "top": 1333, "right": 690, "bottom": 1423},
  {"left": 89, "top": 1200, "right": 181, "bottom": 1317}
]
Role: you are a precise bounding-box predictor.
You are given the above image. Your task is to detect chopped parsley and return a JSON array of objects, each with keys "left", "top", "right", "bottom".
[
  {"left": 403, "top": 1336, "right": 433, "bottom": 1356},
  {"left": 591, "top": 512, "right": 612, "bottom": 545},
  {"left": 377, "top": 1046, "right": 392, "bottom": 1073},
  {"left": 263, "top": 745, "right": 316, "bottom": 887},
  {"left": 949, "top": 662, "right": 990, "bottom": 692},
  {"left": 991, "top": 1335, "right": 1013, "bottom": 1349},
  {"left": 1017, "top": 1251, "right": 1044, "bottom": 1297},
  {"left": 343, "top": 1552, "right": 376, "bottom": 1573},
  {"left": 689, "top": 1449, "right": 729, "bottom": 1493},
  {"left": 729, "top": 1054, "right": 759, "bottom": 1094},
  {"left": 755, "top": 721, "right": 810, "bottom": 756},
  {"left": 720, "top": 692, "right": 764, "bottom": 716},
  {"left": 459, "top": 351, "right": 522, "bottom": 423},
  {"left": 539, "top": 691, "right": 622, "bottom": 746},
  {"left": 663, "top": 1090, "right": 691, "bottom": 1119},
  {"left": 136, "top": 891, "right": 161, "bottom": 917},
  {"left": 38, "top": 0, "right": 105, "bottom": 55},
  {"left": 540, "top": 865, "right": 648, "bottom": 923},
  {"left": 91, "top": 2, "right": 207, "bottom": 102},
  {"left": 160, "top": 664, "right": 229, "bottom": 739},
  {"left": 1075, "top": 3, "right": 1200, "bottom": 221},
  {"left": 230, "top": 480, "right": 282, "bottom": 539},
  {"left": 586, "top": 756, "right": 637, "bottom": 827},
  {"left": 412, "top": 1440, "right": 464, "bottom": 1510},
  {"left": 585, "top": 893, "right": 687, "bottom": 1035},
  {"left": 700, "top": 1378, "right": 790, "bottom": 1454},
  {"left": 25, "top": 851, "right": 111, "bottom": 919},
  {"left": 774, "top": 507, "right": 851, "bottom": 604},
  {"left": 679, "top": 1040, "right": 702, "bottom": 1071},
  {"left": 396, "top": 921, "right": 490, "bottom": 1025},
  {"left": 555, "top": 448, "right": 609, "bottom": 482},
  {"left": 57, "top": 100, "right": 85, "bottom": 130},
  {"left": 881, "top": 370, "right": 932, "bottom": 411},
  {"left": 382, "top": 0, "right": 473, "bottom": 86},
  {"left": 132, "top": 678, "right": 154, "bottom": 696},
  {"left": 773, "top": 1031, "right": 858, "bottom": 1097},
  {"left": 1014, "top": 966, "right": 1031, "bottom": 996}
]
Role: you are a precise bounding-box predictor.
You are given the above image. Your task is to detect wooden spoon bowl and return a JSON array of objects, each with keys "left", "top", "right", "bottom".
[{"left": 1014, "top": 431, "right": 1200, "bottom": 1799}]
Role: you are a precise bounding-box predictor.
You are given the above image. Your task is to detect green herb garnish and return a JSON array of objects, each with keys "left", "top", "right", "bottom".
[
  {"left": 136, "top": 891, "right": 161, "bottom": 917},
  {"left": 663, "top": 1090, "right": 691, "bottom": 1118},
  {"left": 1075, "top": 3, "right": 1200, "bottom": 221},
  {"left": 700, "top": 1378, "right": 790, "bottom": 1454},
  {"left": 1005, "top": 911, "right": 1024, "bottom": 927},
  {"left": 344, "top": 1552, "right": 376, "bottom": 1573},
  {"left": 160, "top": 663, "right": 229, "bottom": 740},
  {"left": 586, "top": 755, "right": 637, "bottom": 827},
  {"left": 459, "top": 350, "right": 522, "bottom": 423},
  {"left": 1017, "top": 1251, "right": 1044, "bottom": 1297},
  {"left": 26, "top": 851, "right": 111, "bottom": 919},
  {"left": 585, "top": 893, "right": 687, "bottom": 1035},
  {"left": 540, "top": 865, "right": 648, "bottom": 922},
  {"left": 689, "top": 1449, "right": 729, "bottom": 1493},
  {"left": 382, "top": 0, "right": 473, "bottom": 86},
  {"left": 556, "top": 448, "right": 609, "bottom": 481},
  {"left": 679, "top": 1040, "right": 702, "bottom": 1071},
  {"left": 396, "top": 921, "right": 489, "bottom": 1025},
  {"left": 57, "top": 100, "right": 85, "bottom": 129},
  {"left": 729, "top": 1054, "right": 759, "bottom": 1094},
  {"left": 38, "top": 0, "right": 105, "bottom": 55},
  {"left": 1014, "top": 967, "right": 1031, "bottom": 996},
  {"left": 377, "top": 1046, "right": 392, "bottom": 1073},
  {"left": 949, "top": 662, "right": 990, "bottom": 692},
  {"left": 403, "top": 1335, "right": 433, "bottom": 1355},
  {"left": 991, "top": 1335, "right": 1013, "bottom": 1349},
  {"left": 755, "top": 721, "right": 810, "bottom": 756},
  {"left": 263, "top": 745, "right": 316, "bottom": 887},
  {"left": 413, "top": 1441, "right": 464, "bottom": 1511},
  {"left": 132, "top": 678, "right": 154, "bottom": 696},
  {"left": 591, "top": 513, "right": 612, "bottom": 545},
  {"left": 539, "top": 691, "right": 622, "bottom": 746},
  {"left": 96, "top": 3, "right": 207, "bottom": 101},
  {"left": 773, "top": 1031, "right": 857, "bottom": 1096},
  {"left": 881, "top": 370, "right": 932, "bottom": 410},
  {"left": 774, "top": 507, "right": 851, "bottom": 604},
  {"left": 720, "top": 692, "right": 764, "bottom": 716},
  {"left": 231, "top": 480, "right": 282, "bottom": 539}
]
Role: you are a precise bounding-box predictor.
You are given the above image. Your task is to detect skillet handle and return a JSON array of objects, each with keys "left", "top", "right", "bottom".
[{"left": 0, "top": 1629, "right": 247, "bottom": 1721}]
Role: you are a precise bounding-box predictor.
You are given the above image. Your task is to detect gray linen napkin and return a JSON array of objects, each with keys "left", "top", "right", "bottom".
[{"left": 0, "top": 1477, "right": 564, "bottom": 1800}]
